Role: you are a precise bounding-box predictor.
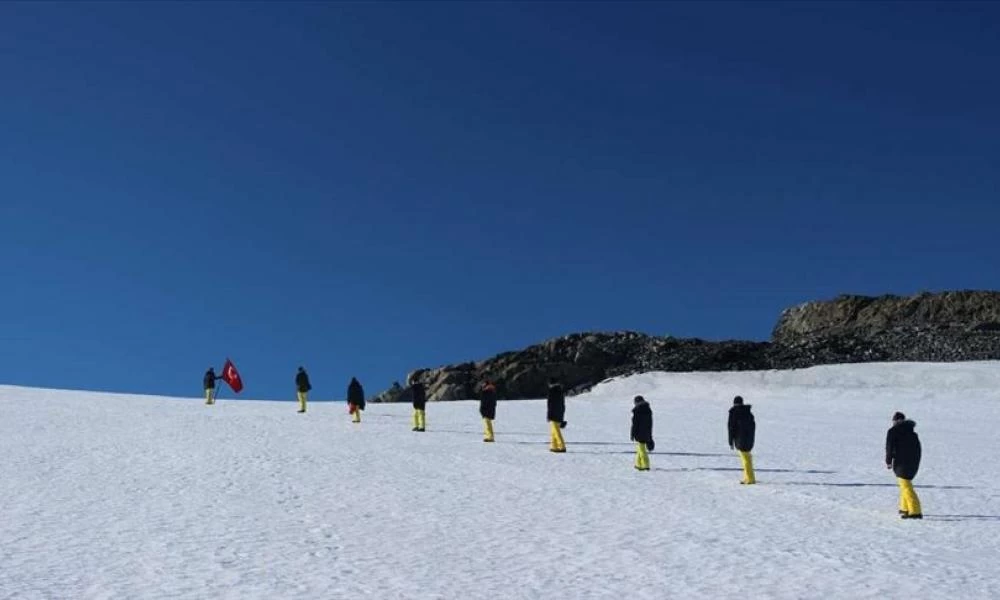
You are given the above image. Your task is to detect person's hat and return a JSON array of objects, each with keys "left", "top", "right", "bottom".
[
  {"left": 733, "top": 395, "right": 744, "bottom": 405},
  {"left": 892, "top": 411, "right": 906, "bottom": 422}
]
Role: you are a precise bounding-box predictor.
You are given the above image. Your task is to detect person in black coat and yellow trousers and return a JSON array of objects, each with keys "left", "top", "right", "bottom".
[
  {"left": 631, "top": 396, "right": 653, "bottom": 471},
  {"left": 203, "top": 368, "right": 220, "bottom": 405},
  {"left": 886, "top": 411, "right": 923, "bottom": 519},
  {"left": 410, "top": 380, "right": 427, "bottom": 432},
  {"left": 480, "top": 380, "right": 498, "bottom": 442},
  {"left": 728, "top": 396, "right": 756, "bottom": 484},
  {"left": 295, "top": 367, "right": 311, "bottom": 413},
  {"left": 347, "top": 377, "right": 365, "bottom": 423},
  {"left": 546, "top": 379, "right": 567, "bottom": 453}
]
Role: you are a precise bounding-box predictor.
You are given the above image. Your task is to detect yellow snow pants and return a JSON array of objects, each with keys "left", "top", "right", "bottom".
[
  {"left": 549, "top": 421, "right": 566, "bottom": 451},
  {"left": 297, "top": 391, "right": 307, "bottom": 412},
  {"left": 205, "top": 389, "right": 214, "bottom": 405},
  {"left": 635, "top": 443, "right": 650, "bottom": 470},
  {"left": 351, "top": 404, "right": 361, "bottom": 423},
  {"left": 483, "top": 418, "right": 494, "bottom": 441},
  {"left": 412, "top": 409, "right": 426, "bottom": 430},
  {"left": 738, "top": 450, "right": 756, "bottom": 484},
  {"left": 897, "top": 478, "right": 922, "bottom": 515}
]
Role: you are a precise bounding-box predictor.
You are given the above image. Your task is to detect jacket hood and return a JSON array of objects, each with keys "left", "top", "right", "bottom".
[
  {"left": 893, "top": 419, "right": 917, "bottom": 431},
  {"left": 730, "top": 404, "right": 752, "bottom": 412}
]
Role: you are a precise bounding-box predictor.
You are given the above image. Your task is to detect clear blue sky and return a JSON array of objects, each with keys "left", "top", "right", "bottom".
[{"left": 1, "top": 1, "right": 998, "bottom": 400}]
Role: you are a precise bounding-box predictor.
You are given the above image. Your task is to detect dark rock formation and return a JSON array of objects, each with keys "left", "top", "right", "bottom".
[
  {"left": 374, "top": 290, "right": 1000, "bottom": 402},
  {"left": 372, "top": 381, "right": 404, "bottom": 404},
  {"left": 769, "top": 291, "right": 1000, "bottom": 368},
  {"left": 772, "top": 291, "right": 1000, "bottom": 342},
  {"left": 769, "top": 325, "right": 1000, "bottom": 368}
]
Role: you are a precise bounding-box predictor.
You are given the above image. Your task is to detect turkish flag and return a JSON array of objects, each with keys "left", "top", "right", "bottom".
[{"left": 221, "top": 358, "right": 244, "bottom": 393}]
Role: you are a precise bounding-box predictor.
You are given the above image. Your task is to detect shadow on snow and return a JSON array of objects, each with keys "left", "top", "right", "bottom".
[
  {"left": 650, "top": 467, "right": 837, "bottom": 475},
  {"left": 924, "top": 514, "right": 1000, "bottom": 522},
  {"left": 508, "top": 442, "right": 731, "bottom": 457},
  {"left": 423, "top": 429, "right": 549, "bottom": 438},
  {"left": 776, "top": 482, "right": 973, "bottom": 490}
]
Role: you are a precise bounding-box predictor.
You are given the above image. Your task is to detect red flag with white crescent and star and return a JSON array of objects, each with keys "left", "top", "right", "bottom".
[{"left": 221, "top": 358, "right": 244, "bottom": 393}]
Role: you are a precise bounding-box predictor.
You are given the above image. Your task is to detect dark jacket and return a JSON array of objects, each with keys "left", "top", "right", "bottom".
[
  {"left": 411, "top": 382, "right": 427, "bottom": 410},
  {"left": 295, "top": 370, "right": 312, "bottom": 393},
  {"left": 631, "top": 400, "right": 653, "bottom": 444},
  {"left": 204, "top": 369, "right": 218, "bottom": 390},
  {"left": 728, "top": 404, "right": 756, "bottom": 452},
  {"left": 885, "top": 420, "right": 921, "bottom": 480},
  {"left": 347, "top": 378, "right": 365, "bottom": 409},
  {"left": 480, "top": 383, "right": 498, "bottom": 420},
  {"left": 546, "top": 384, "right": 565, "bottom": 423}
]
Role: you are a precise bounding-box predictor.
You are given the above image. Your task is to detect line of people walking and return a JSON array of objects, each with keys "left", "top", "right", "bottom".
[{"left": 201, "top": 366, "right": 923, "bottom": 520}]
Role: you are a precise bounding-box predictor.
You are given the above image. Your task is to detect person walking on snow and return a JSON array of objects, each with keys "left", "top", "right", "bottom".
[
  {"left": 347, "top": 377, "right": 365, "bottom": 423},
  {"left": 886, "top": 411, "right": 923, "bottom": 519},
  {"left": 480, "top": 380, "right": 498, "bottom": 442},
  {"left": 295, "top": 367, "right": 311, "bottom": 413},
  {"left": 203, "top": 367, "right": 220, "bottom": 405},
  {"left": 728, "top": 396, "right": 756, "bottom": 485},
  {"left": 631, "top": 396, "right": 654, "bottom": 471},
  {"left": 547, "top": 378, "right": 567, "bottom": 453},
  {"left": 410, "top": 380, "right": 427, "bottom": 432}
]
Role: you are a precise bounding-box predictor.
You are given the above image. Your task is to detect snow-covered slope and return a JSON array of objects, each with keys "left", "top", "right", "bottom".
[{"left": 3, "top": 362, "right": 1000, "bottom": 599}]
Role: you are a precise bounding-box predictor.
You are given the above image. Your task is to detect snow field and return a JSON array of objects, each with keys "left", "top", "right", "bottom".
[{"left": 2, "top": 362, "right": 1000, "bottom": 599}]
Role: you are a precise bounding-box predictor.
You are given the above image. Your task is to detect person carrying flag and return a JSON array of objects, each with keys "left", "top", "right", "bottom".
[{"left": 203, "top": 367, "right": 220, "bottom": 405}]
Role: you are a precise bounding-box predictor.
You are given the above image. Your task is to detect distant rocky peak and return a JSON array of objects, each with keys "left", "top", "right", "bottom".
[{"left": 375, "top": 290, "right": 1000, "bottom": 403}]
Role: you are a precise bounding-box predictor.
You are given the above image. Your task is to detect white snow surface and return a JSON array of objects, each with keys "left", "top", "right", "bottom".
[{"left": 3, "top": 362, "right": 1000, "bottom": 599}]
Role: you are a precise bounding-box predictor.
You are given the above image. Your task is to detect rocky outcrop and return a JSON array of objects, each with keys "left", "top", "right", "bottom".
[
  {"left": 372, "top": 381, "right": 405, "bottom": 404},
  {"left": 773, "top": 291, "right": 1000, "bottom": 342},
  {"left": 392, "top": 333, "right": 773, "bottom": 402},
  {"left": 769, "top": 291, "right": 1000, "bottom": 368},
  {"left": 374, "top": 290, "right": 1000, "bottom": 402},
  {"left": 768, "top": 326, "right": 1000, "bottom": 368}
]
